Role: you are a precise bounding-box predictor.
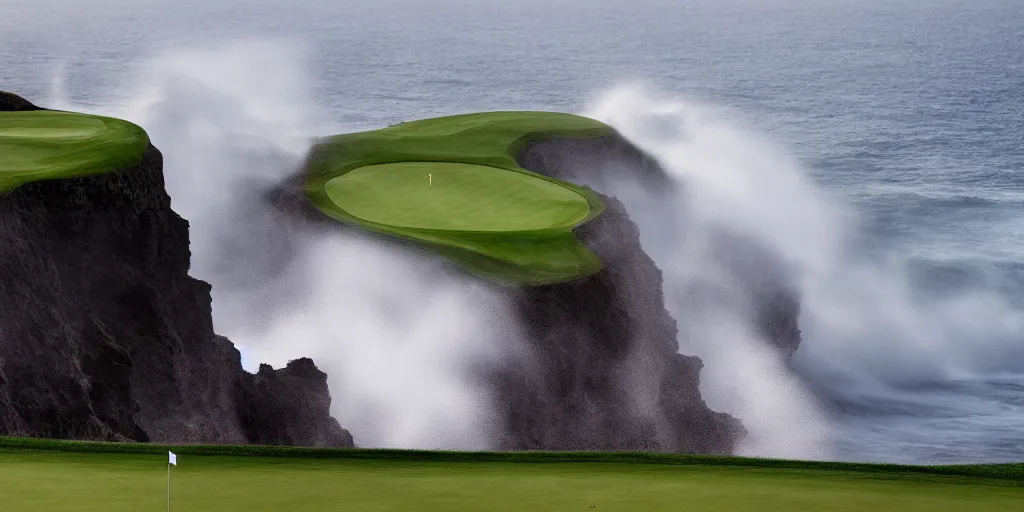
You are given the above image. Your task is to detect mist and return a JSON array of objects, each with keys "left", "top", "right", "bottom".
[
  {"left": 48, "top": 40, "right": 517, "bottom": 450},
  {"left": 581, "top": 86, "right": 834, "bottom": 459},
  {"left": 582, "top": 85, "right": 1024, "bottom": 458},
  {"left": 42, "top": 38, "right": 1024, "bottom": 459}
]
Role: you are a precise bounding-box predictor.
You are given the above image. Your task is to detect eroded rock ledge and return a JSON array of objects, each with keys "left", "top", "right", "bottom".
[{"left": 0, "top": 93, "right": 352, "bottom": 447}]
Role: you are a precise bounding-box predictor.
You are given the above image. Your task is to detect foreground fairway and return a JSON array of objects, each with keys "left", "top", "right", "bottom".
[
  {"left": 304, "top": 111, "right": 611, "bottom": 285},
  {"left": 2, "top": 449, "right": 1021, "bottom": 512},
  {"left": 0, "top": 110, "right": 149, "bottom": 193}
]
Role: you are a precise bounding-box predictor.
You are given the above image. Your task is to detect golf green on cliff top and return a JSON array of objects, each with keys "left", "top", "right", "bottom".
[
  {"left": 304, "top": 111, "right": 612, "bottom": 285},
  {"left": 0, "top": 110, "right": 149, "bottom": 193}
]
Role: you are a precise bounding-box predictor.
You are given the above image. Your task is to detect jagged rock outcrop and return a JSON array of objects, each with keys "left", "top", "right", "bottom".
[
  {"left": 240, "top": 358, "right": 353, "bottom": 447},
  {"left": 0, "top": 92, "right": 352, "bottom": 447},
  {"left": 0, "top": 91, "right": 42, "bottom": 111}
]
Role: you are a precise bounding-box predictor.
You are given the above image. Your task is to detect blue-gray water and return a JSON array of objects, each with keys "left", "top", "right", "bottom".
[{"left": 2, "top": 0, "right": 1022, "bottom": 464}]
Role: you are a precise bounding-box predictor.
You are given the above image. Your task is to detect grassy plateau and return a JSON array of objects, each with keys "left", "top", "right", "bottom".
[
  {"left": 1, "top": 437, "right": 1022, "bottom": 511},
  {"left": 303, "top": 111, "right": 611, "bottom": 285},
  {"left": 0, "top": 109, "right": 149, "bottom": 193}
]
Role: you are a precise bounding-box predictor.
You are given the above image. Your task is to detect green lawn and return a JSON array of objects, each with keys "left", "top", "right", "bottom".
[
  {"left": 303, "top": 111, "right": 613, "bottom": 285},
  {"left": 0, "top": 110, "right": 149, "bottom": 193},
  {"left": 328, "top": 162, "right": 590, "bottom": 231},
  {"left": 2, "top": 449, "right": 1021, "bottom": 511}
]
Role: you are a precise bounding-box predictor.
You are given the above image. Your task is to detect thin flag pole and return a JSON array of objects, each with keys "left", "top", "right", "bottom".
[{"left": 167, "top": 451, "right": 176, "bottom": 512}]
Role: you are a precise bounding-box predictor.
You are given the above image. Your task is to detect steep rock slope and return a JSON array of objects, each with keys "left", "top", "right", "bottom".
[
  {"left": 519, "top": 136, "right": 802, "bottom": 357},
  {"left": 492, "top": 193, "right": 743, "bottom": 452},
  {"left": 486, "top": 135, "right": 802, "bottom": 453},
  {"left": 0, "top": 92, "right": 352, "bottom": 447},
  {"left": 284, "top": 124, "right": 802, "bottom": 453}
]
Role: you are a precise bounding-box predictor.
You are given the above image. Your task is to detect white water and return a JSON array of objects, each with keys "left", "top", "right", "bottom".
[
  {"left": 43, "top": 41, "right": 1024, "bottom": 460},
  {"left": 584, "top": 85, "right": 1024, "bottom": 460},
  {"left": 583, "top": 86, "right": 836, "bottom": 459},
  {"left": 49, "top": 41, "right": 516, "bottom": 450}
]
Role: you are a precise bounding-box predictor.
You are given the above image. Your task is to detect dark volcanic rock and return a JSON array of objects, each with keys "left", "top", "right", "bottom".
[
  {"left": 491, "top": 192, "right": 742, "bottom": 452},
  {"left": 273, "top": 124, "right": 803, "bottom": 454},
  {"left": 486, "top": 133, "right": 803, "bottom": 453},
  {"left": 0, "top": 93, "right": 352, "bottom": 447},
  {"left": 0, "top": 91, "right": 42, "bottom": 112},
  {"left": 240, "top": 358, "right": 354, "bottom": 447},
  {"left": 519, "top": 135, "right": 802, "bottom": 355}
]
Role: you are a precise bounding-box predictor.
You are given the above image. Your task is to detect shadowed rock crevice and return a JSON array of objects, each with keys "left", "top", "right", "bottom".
[{"left": 0, "top": 92, "right": 352, "bottom": 447}]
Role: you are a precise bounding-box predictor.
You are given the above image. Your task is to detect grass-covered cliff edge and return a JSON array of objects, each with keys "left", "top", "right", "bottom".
[
  {"left": 0, "top": 97, "right": 149, "bottom": 193},
  {"left": 0, "top": 91, "right": 351, "bottom": 447},
  {"left": 303, "top": 112, "right": 611, "bottom": 285}
]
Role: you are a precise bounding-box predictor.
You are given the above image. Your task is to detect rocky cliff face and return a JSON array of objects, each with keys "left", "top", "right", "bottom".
[
  {"left": 518, "top": 135, "right": 801, "bottom": 357},
  {"left": 487, "top": 134, "right": 803, "bottom": 453},
  {"left": 490, "top": 193, "right": 743, "bottom": 452},
  {"left": 273, "top": 127, "right": 802, "bottom": 454},
  {"left": 0, "top": 92, "right": 352, "bottom": 447}
]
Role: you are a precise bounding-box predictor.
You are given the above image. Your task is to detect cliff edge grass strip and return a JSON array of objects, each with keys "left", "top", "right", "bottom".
[
  {"left": 0, "top": 110, "right": 149, "bottom": 193},
  {"left": 304, "top": 111, "right": 610, "bottom": 285}
]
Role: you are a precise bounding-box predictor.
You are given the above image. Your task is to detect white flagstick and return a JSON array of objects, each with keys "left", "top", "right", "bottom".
[
  {"left": 428, "top": 174, "right": 432, "bottom": 188},
  {"left": 167, "top": 451, "right": 177, "bottom": 512}
]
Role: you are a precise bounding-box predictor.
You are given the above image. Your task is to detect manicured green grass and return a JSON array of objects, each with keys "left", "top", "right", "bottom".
[
  {"left": 304, "top": 111, "right": 612, "bottom": 285},
  {"left": 5, "top": 436, "right": 1023, "bottom": 481},
  {"left": 2, "top": 448, "right": 1022, "bottom": 512},
  {"left": 0, "top": 110, "right": 149, "bottom": 193},
  {"left": 328, "top": 162, "right": 590, "bottom": 231}
]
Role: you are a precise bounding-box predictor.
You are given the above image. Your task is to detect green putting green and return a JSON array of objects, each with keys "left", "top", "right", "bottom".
[
  {"left": 304, "top": 111, "right": 613, "bottom": 285},
  {"left": 0, "top": 110, "right": 149, "bottom": 193},
  {"left": 327, "top": 162, "right": 590, "bottom": 231}
]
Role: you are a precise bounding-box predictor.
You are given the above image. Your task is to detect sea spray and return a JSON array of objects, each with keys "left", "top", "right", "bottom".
[
  {"left": 584, "top": 84, "right": 1024, "bottom": 461},
  {"left": 46, "top": 42, "right": 1024, "bottom": 459},
  {"left": 48, "top": 40, "right": 513, "bottom": 450},
  {"left": 582, "top": 85, "right": 833, "bottom": 459}
]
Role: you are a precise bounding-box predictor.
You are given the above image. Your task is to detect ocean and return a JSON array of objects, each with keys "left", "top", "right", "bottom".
[{"left": 2, "top": 0, "right": 1022, "bottom": 465}]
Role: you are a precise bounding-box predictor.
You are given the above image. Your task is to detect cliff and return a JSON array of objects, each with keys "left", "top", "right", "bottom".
[
  {"left": 518, "top": 136, "right": 802, "bottom": 357},
  {"left": 283, "top": 127, "right": 802, "bottom": 453},
  {"left": 482, "top": 135, "right": 736, "bottom": 453},
  {"left": 493, "top": 135, "right": 802, "bottom": 453},
  {"left": 0, "top": 92, "right": 352, "bottom": 447},
  {"left": 490, "top": 192, "right": 742, "bottom": 452}
]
